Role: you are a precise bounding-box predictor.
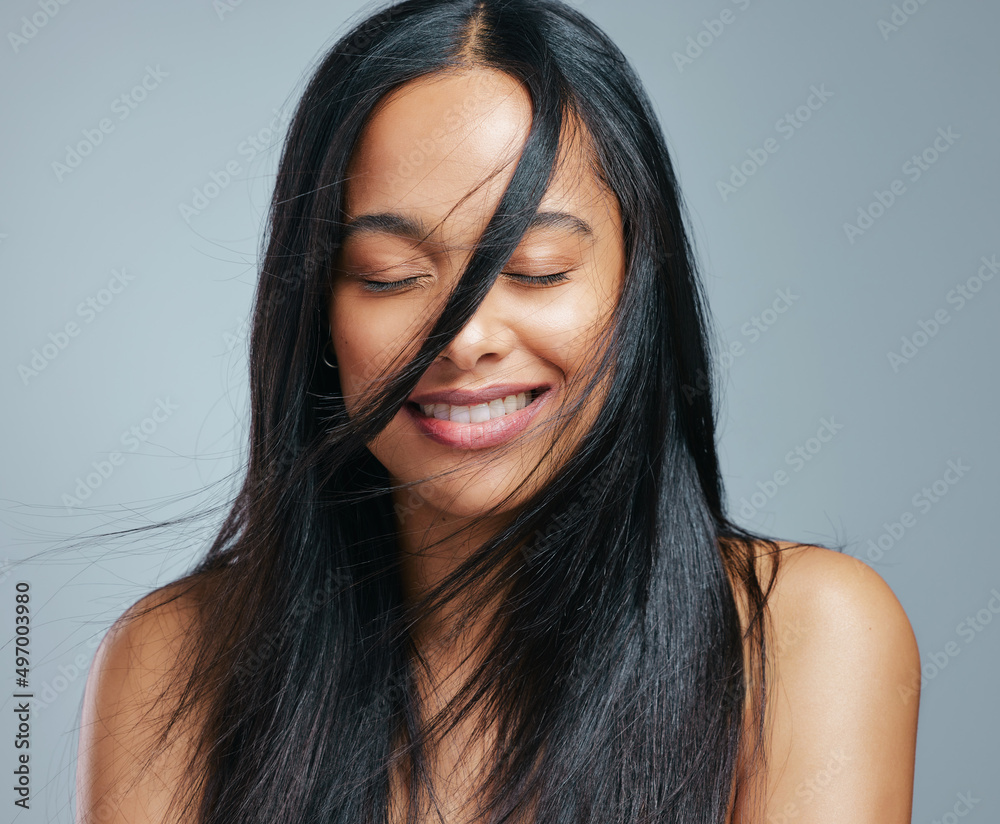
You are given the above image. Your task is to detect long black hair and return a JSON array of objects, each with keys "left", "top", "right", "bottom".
[{"left": 95, "top": 1, "right": 812, "bottom": 821}]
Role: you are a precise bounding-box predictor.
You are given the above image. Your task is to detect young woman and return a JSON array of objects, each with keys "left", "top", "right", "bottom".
[{"left": 75, "top": 1, "right": 920, "bottom": 822}]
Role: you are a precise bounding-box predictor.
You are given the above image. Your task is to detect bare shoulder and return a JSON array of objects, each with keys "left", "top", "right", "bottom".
[
  {"left": 85, "top": 575, "right": 209, "bottom": 716},
  {"left": 757, "top": 540, "right": 919, "bottom": 652},
  {"left": 77, "top": 575, "right": 214, "bottom": 824},
  {"left": 732, "top": 540, "right": 921, "bottom": 822}
]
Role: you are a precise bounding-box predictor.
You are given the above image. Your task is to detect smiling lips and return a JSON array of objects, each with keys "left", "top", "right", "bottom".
[
  {"left": 404, "top": 383, "right": 552, "bottom": 450},
  {"left": 415, "top": 390, "right": 533, "bottom": 423}
]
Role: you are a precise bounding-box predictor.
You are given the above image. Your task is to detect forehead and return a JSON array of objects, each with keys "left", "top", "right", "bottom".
[{"left": 341, "top": 68, "right": 619, "bottom": 249}]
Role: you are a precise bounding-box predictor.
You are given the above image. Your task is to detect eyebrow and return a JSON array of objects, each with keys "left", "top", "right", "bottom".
[{"left": 341, "top": 210, "right": 594, "bottom": 245}]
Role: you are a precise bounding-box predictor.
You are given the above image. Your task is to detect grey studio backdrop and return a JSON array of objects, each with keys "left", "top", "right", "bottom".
[{"left": 1, "top": 0, "right": 997, "bottom": 821}]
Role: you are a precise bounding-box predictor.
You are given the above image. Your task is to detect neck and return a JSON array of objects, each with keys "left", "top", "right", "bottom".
[{"left": 392, "top": 487, "right": 512, "bottom": 659}]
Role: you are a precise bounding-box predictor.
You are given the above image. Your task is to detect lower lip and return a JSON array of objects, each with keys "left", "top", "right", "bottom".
[{"left": 403, "top": 387, "right": 554, "bottom": 450}]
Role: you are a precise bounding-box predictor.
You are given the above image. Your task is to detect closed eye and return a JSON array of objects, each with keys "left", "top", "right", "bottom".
[
  {"left": 359, "top": 271, "right": 571, "bottom": 292},
  {"left": 503, "top": 271, "right": 571, "bottom": 286},
  {"left": 359, "top": 276, "right": 422, "bottom": 293}
]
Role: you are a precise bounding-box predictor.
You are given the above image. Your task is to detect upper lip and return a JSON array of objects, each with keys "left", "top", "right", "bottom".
[{"left": 408, "top": 383, "right": 549, "bottom": 406}]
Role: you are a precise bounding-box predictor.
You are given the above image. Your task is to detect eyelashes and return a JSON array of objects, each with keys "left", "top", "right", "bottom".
[
  {"left": 509, "top": 272, "right": 570, "bottom": 286},
  {"left": 358, "top": 271, "right": 571, "bottom": 293},
  {"left": 357, "top": 276, "right": 420, "bottom": 293}
]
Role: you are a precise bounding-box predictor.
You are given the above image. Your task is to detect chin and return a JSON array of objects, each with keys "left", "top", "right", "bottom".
[{"left": 389, "top": 457, "right": 534, "bottom": 520}]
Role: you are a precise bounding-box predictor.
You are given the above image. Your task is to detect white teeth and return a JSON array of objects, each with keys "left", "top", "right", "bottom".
[{"left": 418, "top": 391, "right": 534, "bottom": 423}]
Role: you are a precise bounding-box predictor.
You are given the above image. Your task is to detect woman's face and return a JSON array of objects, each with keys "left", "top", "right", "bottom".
[{"left": 328, "top": 68, "right": 625, "bottom": 521}]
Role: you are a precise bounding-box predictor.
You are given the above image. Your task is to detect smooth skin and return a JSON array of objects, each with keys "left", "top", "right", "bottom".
[{"left": 76, "top": 67, "right": 921, "bottom": 823}]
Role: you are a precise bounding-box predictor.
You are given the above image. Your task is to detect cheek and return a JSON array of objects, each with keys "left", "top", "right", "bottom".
[
  {"left": 329, "top": 292, "right": 428, "bottom": 408},
  {"left": 526, "top": 285, "right": 614, "bottom": 379}
]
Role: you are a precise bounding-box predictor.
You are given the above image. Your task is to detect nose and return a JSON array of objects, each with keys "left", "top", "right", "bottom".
[{"left": 435, "top": 284, "right": 515, "bottom": 372}]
